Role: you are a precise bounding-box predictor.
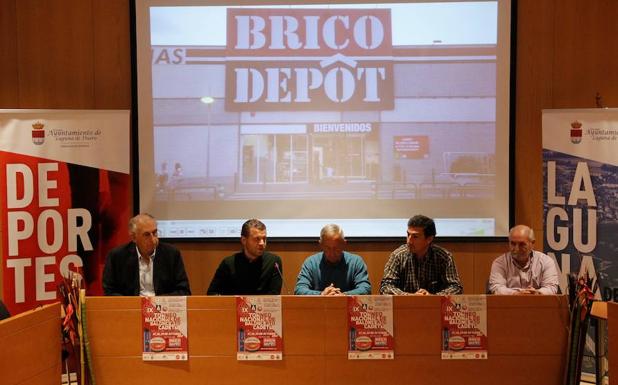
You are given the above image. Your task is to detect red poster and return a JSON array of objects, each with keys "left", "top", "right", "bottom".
[
  {"left": 347, "top": 295, "right": 394, "bottom": 359},
  {"left": 0, "top": 110, "right": 131, "bottom": 315},
  {"left": 236, "top": 296, "right": 283, "bottom": 360},
  {"left": 441, "top": 295, "right": 488, "bottom": 359},
  {"left": 142, "top": 296, "right": 188, "bottom": 361},
  {"left": 393, "top": 135, "right": 429, "bottom": 159}
]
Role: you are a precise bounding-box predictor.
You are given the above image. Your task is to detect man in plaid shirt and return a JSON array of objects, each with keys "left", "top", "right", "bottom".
[{"left": 379, "top": 215, "right": 463, "bottom": 295}]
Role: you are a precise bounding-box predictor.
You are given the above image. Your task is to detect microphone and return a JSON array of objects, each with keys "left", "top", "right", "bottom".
[{"left": 274, "top": 262, "right": 291, "bottom": 295}]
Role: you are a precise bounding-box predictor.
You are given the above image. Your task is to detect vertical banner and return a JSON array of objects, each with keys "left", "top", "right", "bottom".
[
  {"left": 441, "top": 295, "right": 487, "bottom": 359},
  {"left": 542, "top": 109, "right": 618, "bottom": 377},
  {"left": 347, "top": 295, "right": 394, "bottom": 359},
  {"left": 142, "top": 296, "right": 188, "bottom": 361},
  {"left": 542, "top": 109, "right": 618, "bottom": 298},
  {"left": 236, "top": 296, "right": 283, "bottom": 360},
  {"left": 0, "top": 110, "right": 131, "bottom": 315}
]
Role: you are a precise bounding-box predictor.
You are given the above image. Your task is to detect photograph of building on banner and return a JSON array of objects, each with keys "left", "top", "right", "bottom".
[
  {"left": 542, "top": 109, "right": 618, "bottom": 376},
  {"left": 348, "top": 295, "right": 394, "bottom": 359},
  {"left": 0, "top": 110, "right": 131, "bottom": 316},
  {"left": 441, "top": 295, "right": 487, "bottom": 360},
  {"left": 236, "top": 296, "right": 283, "bottom": 360},
  {"left": 542, "top": 109, "right": 618, "bottom": 299},
  {"left": 142, "top": 296, "right": 189, "bottom": 361}
]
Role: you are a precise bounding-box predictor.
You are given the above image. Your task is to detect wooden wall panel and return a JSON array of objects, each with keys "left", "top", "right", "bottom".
[
  {"left": 552, "top": 0, "right": 618, "bottom": 109},
  {"left": 92, "top": 0, "right": 132, "bottom": 109},
  {"left": 472, "top": 242, "right": 508, "bottom": 294},
  {"left": 0, "top": 0, "right": 18, "bottom": 106},
  {"left": 514, "top": 0, "right": 555, "bottom": 237},
  {"left": 15, "top": 0, "right": 95, "bottom": 108}
]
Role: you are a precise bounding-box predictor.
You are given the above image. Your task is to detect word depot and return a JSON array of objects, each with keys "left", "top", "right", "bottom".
[{"left": 226, "top": 8, "right": 394, "bottom": 111}]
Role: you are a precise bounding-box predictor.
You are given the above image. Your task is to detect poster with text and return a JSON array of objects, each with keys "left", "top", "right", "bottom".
[
  {"left": 0, "top": 110, "right": 131, "bottom": 315},
  {"left": 348, "top": 295, "right": 394, "bottom": 359},
  {"left": 441, "top": 295, "right": 487, "bottom": 359},
  {"left": 543, "top": 109, "right": 618, "bottom": 374},
  {"left": 542, "top": 109, "right": 618, "bottom": 299},
  {"left": 236, "top": 296, "right": 283, "bottom": 360},
  {"left": 142, "top": 296, "right": 188, "bottom": 361}
]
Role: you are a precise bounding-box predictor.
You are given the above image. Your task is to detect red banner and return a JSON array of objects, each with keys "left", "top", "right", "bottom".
[{"left": 1, "top": 110, "right": 131, "bottom": 315}]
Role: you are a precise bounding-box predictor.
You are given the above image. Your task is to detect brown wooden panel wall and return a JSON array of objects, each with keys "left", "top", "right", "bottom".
[
  {"left": 0, "top": 302, "right": 61, "bottom": 385},
  {"left": 85, "top": 295, "right": 568, "bottom": 385},
  {"left": 2, "top": 0, "right": 618, "bottom": 299}
]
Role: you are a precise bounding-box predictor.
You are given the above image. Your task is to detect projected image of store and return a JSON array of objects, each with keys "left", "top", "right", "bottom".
[
  {"left": 153, "top": 47, "right": 494, "bottom": 201},
  {"left": 140, "top": 2, "right": 511, "bottom": 238}
]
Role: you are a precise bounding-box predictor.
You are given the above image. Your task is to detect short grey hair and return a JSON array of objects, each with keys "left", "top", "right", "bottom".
[
  {"left": 129, "top": 213, "right": 155, "bottom": 234},
  {"left": 319, "top": 224, "right": 345, "bottom": 242},
  {"left": 510, "top": 225, "right": 535, "bottom": 242}
]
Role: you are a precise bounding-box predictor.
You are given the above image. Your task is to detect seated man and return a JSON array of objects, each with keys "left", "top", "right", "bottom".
[
  {"left": 379, "top": 215, "right": 463, "bottom": 295},
  {"left": 103, "top": 213, "right": 191, "bottom": 296},
  {"left": 207, "top": 219, "right": 282, "bottom": 295},
  {"left": 489, "top": 225, "right": 559, "bottom": 295},
  {"left": 294, "top": 224, "right": 371, "bottom": 295}
]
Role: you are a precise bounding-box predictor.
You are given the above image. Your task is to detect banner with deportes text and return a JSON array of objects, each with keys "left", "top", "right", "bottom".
[{"left": 1, "top": 109, "right": 131, "bottom": 315}]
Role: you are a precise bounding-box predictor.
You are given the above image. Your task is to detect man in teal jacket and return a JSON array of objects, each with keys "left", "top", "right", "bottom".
[{"left": 295, "top": 224, "right": 371, "bottom": 295}]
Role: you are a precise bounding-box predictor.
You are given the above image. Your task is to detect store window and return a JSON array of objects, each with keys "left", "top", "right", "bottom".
[
  {"left": 241, "top": 134, "right": 308, "bottom": 184},
  {"left": 312, "top": 135, "right": 365, "bottom": 180}
]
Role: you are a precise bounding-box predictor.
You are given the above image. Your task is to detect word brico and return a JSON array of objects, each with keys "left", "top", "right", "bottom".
[{"left": 225, "top": 8, "right": 395, "bottom": 111}]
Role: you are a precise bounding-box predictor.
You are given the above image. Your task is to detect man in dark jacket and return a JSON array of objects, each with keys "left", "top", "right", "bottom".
[
  {"left": 207, "top": 219, "right": 282, "bottom": 295},
  {"left": 103, "top": 213, "right": 191, "bottom": 296}
]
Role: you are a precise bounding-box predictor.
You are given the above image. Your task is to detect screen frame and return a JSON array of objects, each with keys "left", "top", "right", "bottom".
[{"left": 130, "top": 0, "right": 516, "bottom": 242}]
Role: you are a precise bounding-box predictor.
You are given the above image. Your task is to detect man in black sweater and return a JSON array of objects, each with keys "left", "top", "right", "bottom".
[{"left": 207, "top": 219, "right": 282, "bottom": 295}]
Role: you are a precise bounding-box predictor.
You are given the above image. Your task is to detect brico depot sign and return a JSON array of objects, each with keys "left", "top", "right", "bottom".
[{"left": 225, "top": 8, "right": 394, "bottom": 112}]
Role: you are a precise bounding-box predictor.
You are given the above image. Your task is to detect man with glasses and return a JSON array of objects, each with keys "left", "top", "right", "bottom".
[
  {"left": 103, "top": 213, "right": 191, "bottom": 296},
  {"left": 488, "top": 225, "right": 559, "bottom": 295}
]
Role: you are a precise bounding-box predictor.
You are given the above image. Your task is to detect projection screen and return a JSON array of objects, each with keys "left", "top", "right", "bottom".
[{"left": 134, "top": 0, "right": 512, "bottom": 238}]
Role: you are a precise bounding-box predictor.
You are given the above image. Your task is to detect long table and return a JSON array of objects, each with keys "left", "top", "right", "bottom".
[{"left": 85, "top": 295, "right": 569, "bottom": 385}]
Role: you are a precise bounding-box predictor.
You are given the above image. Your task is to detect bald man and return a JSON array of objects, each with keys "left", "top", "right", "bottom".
[{"left": 488, "top": 225, "right": 559, "bottom": 295}]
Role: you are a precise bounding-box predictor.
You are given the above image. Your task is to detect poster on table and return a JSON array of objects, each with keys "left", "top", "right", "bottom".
[
  {"left": 0, "top": 110, "right": 131, "bottom": 315},
  {"left": 236, "top": 296, "right": 283, "bottom": 360},
  {"left": 347, "top": 295, "right": 394, "bottom": 359},
  {"left": 441, "top": 295, "right": 487, "bottom": 359},
  {"left": 142, "top": 296, "right": 188, "bottom": 361}
]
